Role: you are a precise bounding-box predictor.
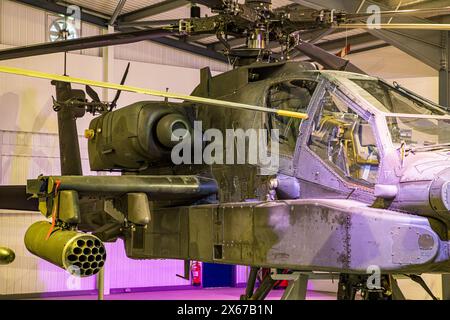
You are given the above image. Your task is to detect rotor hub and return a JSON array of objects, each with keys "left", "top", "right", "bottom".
[
  {"left": 245, "top": 0, "right": 272, "bottom": 13},
  {"left": 247, "top": 27, "right": 268, "bottom": 50},
  {"left": 245, "top": 0, "right": 272, "bottom": 6}
]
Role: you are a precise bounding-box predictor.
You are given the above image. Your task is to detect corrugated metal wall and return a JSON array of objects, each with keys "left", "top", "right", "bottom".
[
  {"left": 0, "top": 0, "right": 229, "bottom": 72},
  {"left": 0, "top": 0, "right": 46, "bottom": 47},
  {"left": 0, "top": 130, "right": 91, "bottom": 183}
]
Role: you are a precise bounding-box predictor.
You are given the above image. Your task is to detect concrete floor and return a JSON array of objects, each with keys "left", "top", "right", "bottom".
[{"left": 38, "top": 287, "right": 337, "bottom": 300}]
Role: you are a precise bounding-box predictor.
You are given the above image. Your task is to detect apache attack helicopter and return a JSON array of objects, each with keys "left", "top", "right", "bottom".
[{"left": 2, "top": 0, "right": 450, "bottom": 300}]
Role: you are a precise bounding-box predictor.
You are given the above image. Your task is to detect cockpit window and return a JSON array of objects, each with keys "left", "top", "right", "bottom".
[
  {"left": 267, "top": 79, "right": 317, "bottom": 157},
  {"left": 351, "top": 79, "right": 445, "bottom": 115},
  {"left": 308, "top": 90, "right": 379, "bottom": 185},
  {"left": 387, "top": 116, "right": 450, "bottom": 149}
]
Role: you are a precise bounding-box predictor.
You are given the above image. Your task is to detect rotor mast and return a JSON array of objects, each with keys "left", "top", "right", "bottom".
[
  {"left": 229, "top": 0, "right": 273, "bottom": 65},
  {"left": 246, "top": 0, "right": 272, "bottom": 50}
]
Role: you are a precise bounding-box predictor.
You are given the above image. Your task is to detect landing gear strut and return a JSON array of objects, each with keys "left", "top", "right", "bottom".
[{"left": 241, "top": 267, "right": 277, "bottom": 300}]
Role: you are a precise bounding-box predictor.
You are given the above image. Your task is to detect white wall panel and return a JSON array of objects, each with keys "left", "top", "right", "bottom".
[
  {"left": 0, "top": 0, "right": 46, "bottom": 47},
  {"left": 0, "top": 0, "right": 229, "bottom": 71},
  {"left": 0, "top": 52, "right": 104, "bottom": 134},
  {"left": 0, "top": 42, "right": 222, "bottom": 136},
  {"left": 81, "top": 22, "right": 102, "bottom": 57},
  {"left": 114, "top": 40, "right": 230, "bottom": 73},
  {"left": 0, "top": 130, "right": 95, "bottom": 184},
  {"left": 106, "top": 240, "right": 190, "bottom": 289}
]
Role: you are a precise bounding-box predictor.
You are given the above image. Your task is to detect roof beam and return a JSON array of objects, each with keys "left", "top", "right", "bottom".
[
  {"left": 118, "top": 0, "right": 188, "bottom": 22},
  {"left": 118, "top": 19, "right": 180, "bottom": 28},
  {"left": 109, "top": 0, "right": 127, "bottom": 25},
  {"left": 292, "top": 32, "right": 387, "bottom": 60},
  {"left": 292, "top": 0, "right": 444, "bottom": 70},
  {"left": 13, "top": 0, "right": 226, "bottom": 63},
  {"left": 313, "top": 32, "right": 385, "bottom": 53}
]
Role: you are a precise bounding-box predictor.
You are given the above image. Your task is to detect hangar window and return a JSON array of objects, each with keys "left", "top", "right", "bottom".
[
  {"left": 308, "top": 90, "right": 380, "bottom": 185},
  {"left": 267, "top": 80, "right": 318, "bottom": 157}
]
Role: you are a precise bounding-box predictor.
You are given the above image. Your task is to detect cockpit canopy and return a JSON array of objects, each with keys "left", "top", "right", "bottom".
[
  {"left": 264, "top": 71, "right": 450, "bottom": 186},
  {"left": 350, "top": 79, "right": 445, "bottom": 115},
  {"left": 349, "top": 78, "right": 450, "bottom": 151}
]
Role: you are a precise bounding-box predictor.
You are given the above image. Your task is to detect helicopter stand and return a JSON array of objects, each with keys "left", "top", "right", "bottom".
[
  {"left": 251, "top": 275, "right": 277, "bottom": 300},
  {"left": 240, "top": 267, "right": 259, "bottom": 300},
  {"left": 275, "top": 271, "right": 341, "bottom": 300},
  {"left": 277, "top": 272, "right": 309, "bottom": 300},
  {"left": 97, "top": 267, "right": 105, "bottom": 301},
  {"left": 244, "top": 270, "right": 340, "bottom": 300},
  {"left": 442, "top": 274, "right": 450, "bottom": 300},
  {"left": 390, "top": 276, "right": 406, "bottom": 300},
  {"left": 241, "top": 271, "right": 277, "bottom": 301}
]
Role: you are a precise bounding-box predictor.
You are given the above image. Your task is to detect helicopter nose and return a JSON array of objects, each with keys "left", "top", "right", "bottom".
[{"left": 430, "top": 168, "right": 450, "bottom": 214}]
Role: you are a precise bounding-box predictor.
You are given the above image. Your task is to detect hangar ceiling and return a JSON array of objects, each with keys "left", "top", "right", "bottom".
[{"left": 11, "top": 0, "right": 450, "bottom": 66}]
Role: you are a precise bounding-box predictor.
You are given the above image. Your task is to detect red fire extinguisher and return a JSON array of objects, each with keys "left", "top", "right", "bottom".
[{"left": 191, "top": 261, "right": 202, "bottom": 286}]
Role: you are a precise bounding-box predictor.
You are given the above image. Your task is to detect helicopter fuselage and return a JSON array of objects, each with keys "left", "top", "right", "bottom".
[{"left": 25, "top": 61, "right": 450, "bottom": 276}]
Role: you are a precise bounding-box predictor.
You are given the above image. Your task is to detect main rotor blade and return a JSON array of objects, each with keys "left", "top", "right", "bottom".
[
  {"left": 335, "top": 23, "right": 450, "bottom": 31},
  {"left": 0, "top": 186, "right": 38, "bottom": 211},
  {"left": 295, "top": 41, "right": 366, "bottom": 75},
  {"left": 118, "top": 19, "right": 182, "bottom": 28},
  {"left": 0, "top": 65, "right": 308, "bottom": 120},
  {"left": 0, "top": 28, "right": 175, "bottom": 61},
  {"left": 345, "top": 7, "right": 450, "bottom": 20}
]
